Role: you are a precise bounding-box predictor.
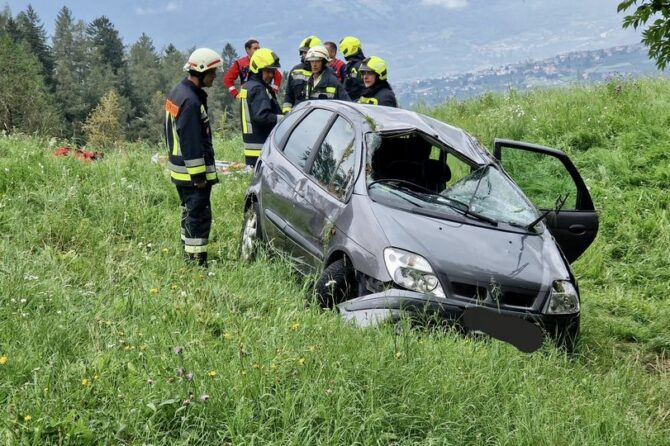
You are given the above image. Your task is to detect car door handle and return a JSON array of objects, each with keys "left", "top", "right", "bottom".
[{"left": 568, "top": 224, "right": 586, "bottom": 235}]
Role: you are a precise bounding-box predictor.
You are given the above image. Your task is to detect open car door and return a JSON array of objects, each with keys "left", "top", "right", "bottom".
[{"left": 493, "top": 138, "right": 599, "bottom": 263}]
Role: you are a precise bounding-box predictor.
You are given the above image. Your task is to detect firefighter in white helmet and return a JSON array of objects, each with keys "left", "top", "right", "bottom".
[
  {"left": 164, "top": 48, "right": 222, "bottom": 267},
  {"left": 304, "top": 45, "right": 350, "bottom": 102}
]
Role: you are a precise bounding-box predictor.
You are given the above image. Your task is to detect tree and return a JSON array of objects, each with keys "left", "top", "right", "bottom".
[
  {"left": 0, "top": 35, "right": 59, "bottom": 134},
  {"left": 86, "top": 16, "right": 124, "bottom": 73},
  {"left": 83, "top": 90, "right": 125, "bottom": 149},
  {"left": 127, "top": 34, "right": 163, "bottom": 141},
  {"left": 15, "top": 4, "right": 54, "bottom": 89},
  {"left": 618, "top": 0, "right": 670, "bottom": 69}
]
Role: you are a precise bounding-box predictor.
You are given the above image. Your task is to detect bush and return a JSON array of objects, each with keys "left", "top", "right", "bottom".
[{"left": 83, "top": 89, "right": 125, "bottom": 149}]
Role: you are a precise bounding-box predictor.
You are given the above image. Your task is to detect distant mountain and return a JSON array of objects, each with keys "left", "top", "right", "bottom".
[
  {"left": 6, "top": 0, "right": 642, "bottom": 81},
  {"left": 395, "top": 44, "right": 665, "bottom": 107}
]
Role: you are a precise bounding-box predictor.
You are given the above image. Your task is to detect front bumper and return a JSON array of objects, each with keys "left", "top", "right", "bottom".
[{"left": 337, "top": 289, "right": 579, "bottom": 352}]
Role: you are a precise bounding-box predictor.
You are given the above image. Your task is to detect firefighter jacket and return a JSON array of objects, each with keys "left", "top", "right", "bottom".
[
  {"left": 282, "top": 61, "right": 312, "bottom": 113},
  {"left": 224, "top": 55, "right": 283, "bottom": 98},
  {"left": 343, "top": 52, "right": 366, "bottom": 101},
  {"left": 239, "top": 73, "right": 283, "bottom": 159},
  {"left": 358, "top": 80, "right": 398, "bottom": 107},
  {"left": 328, "top": 58, "right": 346, "bottom": 82},
  {"left": 164, "top": 79, "right": 218, "bottom": 187},
  {"left": 305, "top": 69, "right": 350, "bottom": 102}
]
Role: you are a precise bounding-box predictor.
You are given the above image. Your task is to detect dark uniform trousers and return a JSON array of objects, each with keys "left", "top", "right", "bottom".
[{"left": 177, "top": 185, "right": 212, "bottom": 257}]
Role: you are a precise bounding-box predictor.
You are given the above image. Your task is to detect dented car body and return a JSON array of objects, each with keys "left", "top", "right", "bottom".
[{"left": 241, "top": 101, "right": 598, "bottom": 351}]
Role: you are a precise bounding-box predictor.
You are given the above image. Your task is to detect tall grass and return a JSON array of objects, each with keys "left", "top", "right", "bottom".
[{"left": 1, "top": 79, "right": 669, "bottom": 444}]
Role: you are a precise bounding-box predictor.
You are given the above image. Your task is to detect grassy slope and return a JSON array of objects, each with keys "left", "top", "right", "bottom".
[{"left": 0, "top": 79, "right": 669, "bottom": 444}]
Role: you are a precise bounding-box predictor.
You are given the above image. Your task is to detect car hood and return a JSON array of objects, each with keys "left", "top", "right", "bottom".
[{"left": 370, "top": 202, "right": 570, "bottom": 291}]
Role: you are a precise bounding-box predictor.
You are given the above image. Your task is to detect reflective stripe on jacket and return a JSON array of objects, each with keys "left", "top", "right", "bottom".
[
  {"left": 357, "top": 81, "right": 398, "bottom": 108},
  {"left": 343, "top": 52, "right": 366, "bottom": 101},
  {"left": 282, "top": 62, "right": 312, "bottom": 113},
  {"left": 305, "top": 69, "right": 350, "bottom": 102},
  {"left": 240, "top": 74, "right": 283, "bottom": 158},
  {"left": 164, "top": 79, "right": 218, "bottom": 187}
]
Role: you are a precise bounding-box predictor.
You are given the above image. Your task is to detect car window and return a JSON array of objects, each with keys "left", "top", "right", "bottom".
[
  {"left": 282, "top": 109, "right": 333, "bottom": 170},
  {"left": 273, "top": 109, "right": 306, "bottom": 147},
  {"left": 310, "top": 116, "right": 356, "bottom": 200}
]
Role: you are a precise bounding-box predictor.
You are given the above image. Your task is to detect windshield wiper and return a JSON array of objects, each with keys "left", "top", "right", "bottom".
[
  {"left": 526, "top": 193, "right": 568, "bottom": 231},
  {"left": 429, "top": 196, "right": 498, "bottom": 226}
]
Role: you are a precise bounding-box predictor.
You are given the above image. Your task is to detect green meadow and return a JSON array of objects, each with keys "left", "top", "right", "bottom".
[{"left": 1, "top": 78, "right": 669, "bottom": 445}]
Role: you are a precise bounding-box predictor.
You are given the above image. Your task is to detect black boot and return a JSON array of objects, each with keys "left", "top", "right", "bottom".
[{"left": 196, "top": 252, "right": 208, "bottom": 268}]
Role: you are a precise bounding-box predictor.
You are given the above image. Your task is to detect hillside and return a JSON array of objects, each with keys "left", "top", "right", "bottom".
[
  {"left": 397, "top": 44, "right": 664, "bottom": 107},
  {"left": 1, "top": 79, "right": 669, "bottom": 444}
]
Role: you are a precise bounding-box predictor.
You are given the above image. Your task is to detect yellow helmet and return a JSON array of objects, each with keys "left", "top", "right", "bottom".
[
  {"left": 339, "top": 36, "right": 361, "bottom": 57},
  {"left": 305, "top": 45, "right": 331, "bottom": 63},
  {"left": 359, "top": 56, "right": 388, "bottom": 80},
  {"left": 250, "top": 48, "right": 281, "bottom": 73},
  {"left": 183, "top": 48, "right": 222, "bottom": 72},
  {"left": 299, "top": 36, "right": 322, "bottom": 53}
]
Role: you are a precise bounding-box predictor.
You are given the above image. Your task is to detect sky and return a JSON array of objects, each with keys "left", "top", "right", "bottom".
[{"left": 3, "top": 0, "right": 644, "bottom": 82}]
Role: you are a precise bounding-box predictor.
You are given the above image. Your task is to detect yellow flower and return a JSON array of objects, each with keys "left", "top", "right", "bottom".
[
  {"left": 223, "top": 332, "right": 233, "bottom": 340},
  {"left": 93, "top": 374, "right": 100, "bottom": 380},
  {"left": 170, "top": 284, "right": 178, "bottom": 290},
  {"left": 297, "top": 357, "right": 306, "bottom": 366},
  {"left": 0, "top": 356, "right": 8, "bottom": 365},
  {"left": 23, "top": 415, "right": 32, "bottom": 422},
  {"left": 150, "top": 288, "right": 159, "bottom": 294},
  {"left": 395, "top": 351, "right": 402, "bottom": 359},
  {"left": 270, "top": 363, "right": 278, "bottom": 370},
  {"left": 290, "top": 323, "right": 301, "bottom": 331},
  {"left": 308, "top": 345, "right": 316, "bottom": 353},
  {"left": 252, "top": 363, "right": 260, "bottom": 369},
  {"left": 162, "top": 248, "right": 169, "bottom": 253},
  {"left": 81, "top": 378, "right": 91, "bottom": 386},
  {"left": 208, "top": 370, "right": 218, "bottom": 378}
]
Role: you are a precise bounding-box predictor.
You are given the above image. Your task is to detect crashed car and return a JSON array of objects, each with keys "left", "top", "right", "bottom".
[{"left": 240, "top": 101, "right": 598, "bottom": 351}]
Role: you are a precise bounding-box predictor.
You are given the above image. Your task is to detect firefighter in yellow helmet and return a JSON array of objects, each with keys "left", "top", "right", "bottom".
[
  {"left": 339, "top": 36, "right": 366, "bottom": 101},
  {"left": 357, "top": 56, "right": 398, "bottom": 107},
  {"left": 164, "top": 48, "right": 223, "bottom": 266},
  {"left": 304, "top": 45, "right": 350, "bottom": 102},
  {"left": 282, "top": 35, "right": 321, "bottom": 113},
  {"left": 238, "top": 48, "right": 283, "bottom": 167}
]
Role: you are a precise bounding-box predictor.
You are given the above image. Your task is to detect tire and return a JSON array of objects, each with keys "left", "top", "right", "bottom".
[
  {"left": 239, "top": 201, "right": 262, "bottom": 261},
  {"left": 313, "top": 258, "right": 357, "bottom": 309}
]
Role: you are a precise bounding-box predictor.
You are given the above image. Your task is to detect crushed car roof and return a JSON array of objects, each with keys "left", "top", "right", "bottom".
[{"left": 338, "top": 101, "right": 493, "bottom": 165}]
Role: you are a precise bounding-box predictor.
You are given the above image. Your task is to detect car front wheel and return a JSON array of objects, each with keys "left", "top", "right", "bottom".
[
  {"left": 239, "top": 201, "right": 262, "bottom": 261},
  {"left": 313, "top": 258, "right": 357, "bottom": 309}
]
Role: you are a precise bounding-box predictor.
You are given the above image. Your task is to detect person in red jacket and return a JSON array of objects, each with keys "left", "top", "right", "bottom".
[
  {"left": 223, "top": 39, "right": 282, "bottom": 98},
  {"left": 324, "top": 41, "right": 346, "bottom": 82}
]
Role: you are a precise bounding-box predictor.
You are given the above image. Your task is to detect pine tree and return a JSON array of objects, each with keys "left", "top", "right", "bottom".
[
  {"left": 0, "top": 35, "right": 59, "bottom": 134},
  {"left": 15, "top": 5, "right": 54, "bottom": 89},
  {"left": 86, "top": 16, "right": 124, "bottom": 73},
  {"left": 160, "top": 43, "right": 186, "bottom": 92},
  {"left": 127, "top": 33, "right": 162, "bottom": 141}
]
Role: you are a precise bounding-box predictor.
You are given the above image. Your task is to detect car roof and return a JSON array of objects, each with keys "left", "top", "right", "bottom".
[{"left": 311, "top": 101, "right": 493, "bottom": 165}]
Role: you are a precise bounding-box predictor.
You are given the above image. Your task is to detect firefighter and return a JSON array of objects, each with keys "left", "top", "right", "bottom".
[
  {"left": 357, "top": 56, "right": 398, "bottom": 107},
  {"left": 304, "top": 45, "right": 350, "bottom": 101},
  {"left": 324, "top": 41, "right": 346, "bottom": 82},
  {"left": 340, "top": 36, "right": 366, "bottom": 101},
  {"left": 282, "top": 35, "right": 321, "bottom": 113},
  {"left": 239, "top": 48, "right": 283, "bottom": 167},
  {"left": 164, "top": 48, "right": 222, "bottom": 267},
  {"left": 223, "top": 39, "right": 282, "bottom": 98}
]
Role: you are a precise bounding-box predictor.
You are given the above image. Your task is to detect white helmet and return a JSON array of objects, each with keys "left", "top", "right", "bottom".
[
  {"left": 305, "top": 45, "right": 331, "bottom": 63},
  {"left": 183, "top": 48, "right": 223, "bottom": 73}
]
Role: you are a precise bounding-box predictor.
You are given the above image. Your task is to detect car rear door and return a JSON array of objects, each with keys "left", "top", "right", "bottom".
[{"left": 493, "top": 138, "right": 599, "bottom": 263}]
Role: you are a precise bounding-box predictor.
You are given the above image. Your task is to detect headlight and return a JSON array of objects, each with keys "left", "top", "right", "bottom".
[
  {"left": 383, "top": 247, "right": 445, "bottom": 297},
  {"left": 543, "top": 280, "right": 580, "bottom": 315}
]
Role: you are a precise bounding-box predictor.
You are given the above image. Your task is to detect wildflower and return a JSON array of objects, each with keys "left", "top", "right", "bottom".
[
  {"left": 208, "top": 370, "right": 217, "bottom": 378},
  {"left": 93, "top": 374, "right": 99, "bottom": 380},
  {"left": 207, "top": 271, "right": 215, "bottom": 277},
  {"left": 252, "top": 363, "right": 260, "bottom": 369},
  {"left": 180, "top": 291, "right": 187, "bottom": 298},
  {"left": 223, "top": 332, "right": 233, "bottom": 340},
  {"left": 162, "top": 248, "right": 169, "bottom": 253},
  {"left": 183, "top": 398, "right": 191, "bottom": 406},
  {"left": 200, "top": 394, "right": 209, "bottom": 402},
  {"left": 0, "top": 356, "right": 8, "bottom": 365},
  {"left": 147, "top": 379, "right": 154, "bottom": 385},
  {"left": 325, "top": 388, "right": 333, "bottom": 395},
  {"left": 297, "top": 357, "right": 306, "bottom": 366},
  {"left": 150, "top": 288, "right": 159, "bottom": 294},
  {"left": 175, "top": 367, "right": 185, "bottom": 376},
  {"left": 290, "top": 323, "right": 300, "bottom": 331},
  {"left": 395, "top": 351, "right": 402, "bottom": 359},
  {"left": 186, "top": 372, "right": 194, "bottom": 381},
  {"left": 173, "top": 346, "right": 183, "bottom": 355},
  {"left": 308, "top": 345, "right": 316, "bottom": 352},
  {"left": 170, "top": 284, "right": 178, "bottom": 290},
  {"left": 270, "top": 363, "right": 278, "bottom": 370},
  {"left": 118, "top": 331, "right": 125, "bottom": 337},
  {"left": 81, "top": 378, "right": 91, "bottom": 386},
  {"left": 23, "top": 415, "right": 32, "bottom": 422}
]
